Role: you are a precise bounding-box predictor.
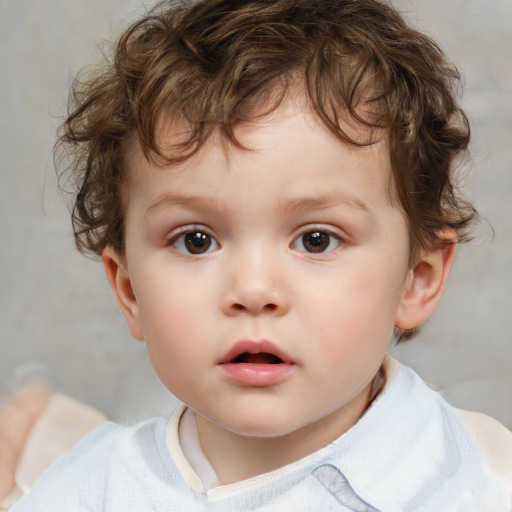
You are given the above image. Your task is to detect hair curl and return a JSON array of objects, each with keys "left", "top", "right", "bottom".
[{"left": 56, "top": 0, "right": 476, "bottom": 263}]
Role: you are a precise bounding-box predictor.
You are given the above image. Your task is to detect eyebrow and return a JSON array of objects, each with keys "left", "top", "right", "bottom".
[
  {"left": 277, "top": 193, "right": 372, "bottom": 216},
  {"left": 144, "top": 194, "right": 223, "bottom": 219},
  {"left": 144, "top": 191, "right": 371, "bottom": 219}
]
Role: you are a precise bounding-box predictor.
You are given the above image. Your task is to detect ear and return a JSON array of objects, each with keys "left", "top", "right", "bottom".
[
  {"left": 395, "top": 231, "right": 458, "bottom": 330},
  {"left": 102, "top": 246, "right": 144, "bottom": 341}
]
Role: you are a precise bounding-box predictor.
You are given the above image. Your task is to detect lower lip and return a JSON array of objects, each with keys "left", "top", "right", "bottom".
[{"left": 219, "top": 363, "right": 293, "bottom": 386}]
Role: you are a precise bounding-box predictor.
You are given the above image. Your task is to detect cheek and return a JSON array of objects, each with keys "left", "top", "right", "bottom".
[
  {"left": 140, "top": 292, "right": 207, "bottom": 394},
  {"left": 134, "top": 266, "right": 220, "bottom": 362},
  {"left": 135, "top": 260, "right": 213, "bottom": 325},
  {"left": 301, "top": 264, "right": 404, "bottom": 351}
]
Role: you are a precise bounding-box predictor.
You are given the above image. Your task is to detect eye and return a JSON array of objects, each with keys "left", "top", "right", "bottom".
[
  {"left": 172, "top": 230, "right": 219, "bottom": 255},
  {"left": 292, "top": 229, "right": 342, "bottom": 254}
]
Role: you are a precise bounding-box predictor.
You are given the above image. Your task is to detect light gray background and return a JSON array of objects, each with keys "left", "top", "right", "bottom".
[{"left": 1, "top": 0, "right": 511, "bottom": 427}]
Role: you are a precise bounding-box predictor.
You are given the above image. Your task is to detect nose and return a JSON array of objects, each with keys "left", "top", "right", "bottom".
[{"left": 220, "top": 249, "right": 289, "bottom": 317}]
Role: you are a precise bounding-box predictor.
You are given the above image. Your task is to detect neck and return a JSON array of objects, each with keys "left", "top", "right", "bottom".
[{"left": 194, "top": 380, "right": 375, "bottom": 485}]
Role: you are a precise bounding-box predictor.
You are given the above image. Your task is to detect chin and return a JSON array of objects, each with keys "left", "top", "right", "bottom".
[{"left": 220, "top": 413, "right": 304, "bottom": 439}]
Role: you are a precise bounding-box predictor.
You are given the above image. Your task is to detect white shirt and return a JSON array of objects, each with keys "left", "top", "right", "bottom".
[{"left": 11, "top": 358, "right": 512, "bottom": 511}]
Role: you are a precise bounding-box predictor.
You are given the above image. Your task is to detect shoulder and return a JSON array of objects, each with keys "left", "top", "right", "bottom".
[
  {"left": 456, "top": 408, "right": 512, "bottom": 491},
  {"left": 10, "top": 416, "right": 169, "bottom": 511},
  {"left": 389, "top": 358, "right": 512, "bottom": 476},
  {"left": 359, "top": 357, "right": 512, "bottom": 509},
  {"left": 390, "top": 358, "right": 512, "bottom": 485},
  {"left": 70, "top": 416, "right": 169, "bottom": 470}
]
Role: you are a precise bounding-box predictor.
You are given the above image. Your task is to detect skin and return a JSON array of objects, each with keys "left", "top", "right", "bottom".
[{"left": 104, "top": 98, "right": 456, "bottom": 484}]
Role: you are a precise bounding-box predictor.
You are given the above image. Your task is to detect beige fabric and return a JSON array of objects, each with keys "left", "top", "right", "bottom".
[
  {"left": 14, "top": 394, "right": 105, "bottom": 493},
  {"left": 456, "top": 408, "right": 512, "bottom": 495},
  {"left": 0, "top": 487, "right": 23, "bottom": 510},
  {"left": 2, "top": 393, "right": 105, "bottom": 509}
]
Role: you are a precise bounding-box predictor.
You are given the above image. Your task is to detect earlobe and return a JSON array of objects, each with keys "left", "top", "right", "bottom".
[
  {"left": 395, "top": 233, "right": 458, "bottom": 331},
  {"left": 102, "top": 246, "right": 144, "bottom": 341}
]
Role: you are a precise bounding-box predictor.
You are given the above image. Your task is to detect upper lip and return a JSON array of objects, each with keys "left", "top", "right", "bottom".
[{"left": 218, "top": 340, "right": 294, "bottom": 365}]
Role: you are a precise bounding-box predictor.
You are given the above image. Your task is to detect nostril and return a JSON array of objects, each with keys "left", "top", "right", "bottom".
[{"left": 230, "top": 302, "right": 278, "bottom": 312}]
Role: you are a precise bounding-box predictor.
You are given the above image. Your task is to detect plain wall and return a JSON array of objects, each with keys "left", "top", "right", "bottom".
[{"left": 1, "top": 0, "right": 511, "bottom": 426}]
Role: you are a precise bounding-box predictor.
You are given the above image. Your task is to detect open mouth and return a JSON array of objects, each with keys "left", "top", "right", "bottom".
[
  {"left": 219, "top": 340, "right": 292, "bottom": 366},
  {"left": 218, "top": 341, "right": 294, "bottom": 386},
  {"left": 230, "top": 352, "right": 284, "bottom": 364}
]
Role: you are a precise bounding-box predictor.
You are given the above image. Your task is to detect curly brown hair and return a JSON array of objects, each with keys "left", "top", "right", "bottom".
[{"left": 56, "top": 0, "right": 476, "bottom": 263}]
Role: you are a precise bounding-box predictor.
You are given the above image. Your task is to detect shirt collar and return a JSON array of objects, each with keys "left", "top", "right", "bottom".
[{"left": 166, "top": 357, "right": 505, "bottom": 509}]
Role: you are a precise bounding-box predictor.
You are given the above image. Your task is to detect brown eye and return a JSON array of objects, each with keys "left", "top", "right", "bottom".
[
  {"left": 293, "top": 230, "right": 341, "bottom": 254},
  {"left": 173, "top": 230, "right": 219, "bottom": 255},
  {"left": 185, "top": 232, "right": 211, "bottom": 254},
  {"left": 302, "top": 231, "right": 329, "bottom": 252}
]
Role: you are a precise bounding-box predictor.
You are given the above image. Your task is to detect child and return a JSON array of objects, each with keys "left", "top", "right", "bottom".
[{"left": 11, "top": 0, "right": 512, "bottom": 509}]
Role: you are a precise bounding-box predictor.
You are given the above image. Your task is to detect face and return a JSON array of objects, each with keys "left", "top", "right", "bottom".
[{"left": 109, "top": 100, "right": 422, "bottom": 448}]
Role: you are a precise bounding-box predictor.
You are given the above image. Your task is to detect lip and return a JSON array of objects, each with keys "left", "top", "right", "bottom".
[
  {"left": 218, "top": 340, "right": 295, "bottom": 387},
  {"left": 218, "top": 340, "right": 293, "bottom": 365}
]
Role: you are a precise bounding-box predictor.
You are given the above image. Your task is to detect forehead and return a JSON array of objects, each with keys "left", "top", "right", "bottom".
[{"left": 123, "top": 98, "right": 396, "bottom": 217}]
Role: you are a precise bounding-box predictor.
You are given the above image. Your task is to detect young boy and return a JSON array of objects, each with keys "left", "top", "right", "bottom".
[{"left": 10, "top": 0, "right": 512, "bottom": 509}]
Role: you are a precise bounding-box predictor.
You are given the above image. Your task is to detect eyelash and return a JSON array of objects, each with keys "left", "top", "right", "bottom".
[
  {"left": 168, "top": 226, "right": 343, "bottom": 256},
  {"left": 169, "top": 227, "right": 219, "bottom": 256},
  {"left": 291, "top": 228, "right": 343, "bottom": 254}
]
